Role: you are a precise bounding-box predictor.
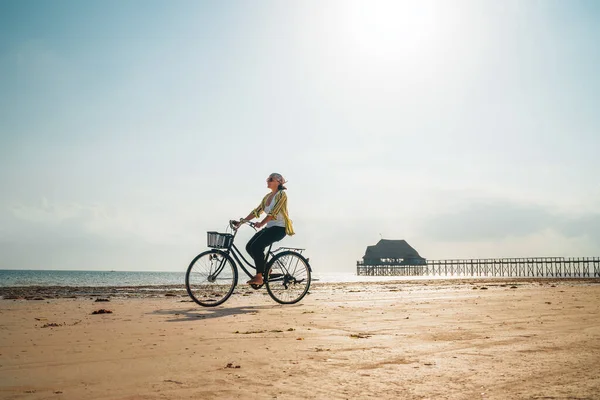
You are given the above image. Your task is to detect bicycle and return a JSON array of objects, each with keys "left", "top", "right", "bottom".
[{"left": 185, "top": 219, "right": 312, "bottom": 307}]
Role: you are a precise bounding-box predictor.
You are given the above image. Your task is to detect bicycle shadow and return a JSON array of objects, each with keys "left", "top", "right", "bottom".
[{"left": 151, "top": 304, "right": 290, "bottom": 322}]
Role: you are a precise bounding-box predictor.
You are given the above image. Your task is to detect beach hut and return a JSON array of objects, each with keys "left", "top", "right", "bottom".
[
  {"left": 357, "top": 239, "right": 427, "bottom": 276},
  {"left": 362, "top": 239, "right": 426, "bottom": 265}
]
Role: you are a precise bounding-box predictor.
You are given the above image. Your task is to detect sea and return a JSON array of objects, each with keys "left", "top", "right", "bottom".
[{"left": 0, "top": 269, "right": 423, "bottom": 287}]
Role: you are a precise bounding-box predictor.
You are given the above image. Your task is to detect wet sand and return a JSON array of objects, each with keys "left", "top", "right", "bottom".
[{"left": 1, "top": 279, "right": 599, "bottom": 399}]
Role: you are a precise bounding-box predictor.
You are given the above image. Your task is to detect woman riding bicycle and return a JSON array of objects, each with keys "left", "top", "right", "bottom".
[{"left": 236, "top": 173, "right": 294, "bottom": 286}]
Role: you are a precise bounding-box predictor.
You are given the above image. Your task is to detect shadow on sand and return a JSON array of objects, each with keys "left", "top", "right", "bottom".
[{"left": 150, "top": 304, "right": 303, "bottom": 322}]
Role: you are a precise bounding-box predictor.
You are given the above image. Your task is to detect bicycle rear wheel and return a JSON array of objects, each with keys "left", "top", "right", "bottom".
[
  {"left": 185, "top": 250, "right": 237, "bottom": 307},
  {"left": 265, "top": 251, "right": 311, "bottom": 304}
]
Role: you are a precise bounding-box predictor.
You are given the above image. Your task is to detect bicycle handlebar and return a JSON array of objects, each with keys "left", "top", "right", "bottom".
[{"left": 229, "top": 219, "right": 257, "bottom": 231}]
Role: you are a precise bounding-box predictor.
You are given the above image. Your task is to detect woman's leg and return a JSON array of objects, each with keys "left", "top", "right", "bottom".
[
  {"left": 245, "top": 230, "right": 266, "bottom": 259},
  {"left": 246, "top": 227, "right": 286, "bottom": 284}
]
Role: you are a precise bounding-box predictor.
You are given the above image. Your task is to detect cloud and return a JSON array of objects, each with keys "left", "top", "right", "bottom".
[
  {"left": 560, "top": 214, "right": 600, "bottom": 242},
  {"left": 0, "top": 199, "right": 204, "bottom": 270},
  {"left": 420, "top": 199, "right": 600, "bottom": 245},
  {"left": 418, "top": 229, "right": 597, "bottom": 259}
]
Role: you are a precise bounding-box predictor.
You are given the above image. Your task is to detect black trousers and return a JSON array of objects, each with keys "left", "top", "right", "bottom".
[{"left": 246, "top": 226, "right": 286, "bottom": 274}]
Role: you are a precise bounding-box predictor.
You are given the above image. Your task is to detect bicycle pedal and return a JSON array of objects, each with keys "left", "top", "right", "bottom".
[{"left": 250, "top": 284, "right": 263, "bottom": 290}]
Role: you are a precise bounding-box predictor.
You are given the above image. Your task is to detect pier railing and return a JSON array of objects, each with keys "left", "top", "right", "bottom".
[{"left": 356, "top": 257, "right": 600, "bottom": 278}]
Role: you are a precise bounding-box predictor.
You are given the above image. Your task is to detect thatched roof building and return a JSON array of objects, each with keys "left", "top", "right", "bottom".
[{"left": 362, "top": 239, "right": 426, "bottom": 265}]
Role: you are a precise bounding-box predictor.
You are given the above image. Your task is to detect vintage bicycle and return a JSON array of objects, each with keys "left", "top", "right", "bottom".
[{"left": 185, "top": 220, "right": 312, "bottom": 306}]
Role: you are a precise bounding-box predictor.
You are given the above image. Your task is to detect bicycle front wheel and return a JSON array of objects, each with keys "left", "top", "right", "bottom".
[
  {"left": 265, "top": 251, "right": 311, "bottom": 304},
  {"left": 185, "top": 250, "right": 237, "bottom": 307}
]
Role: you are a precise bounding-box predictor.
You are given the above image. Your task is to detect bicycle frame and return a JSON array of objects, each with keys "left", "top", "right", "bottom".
[
  {"left": 227, "top": 241, "right": 272, "bottom": 279},
  {"left": 210, "top": 222, "right": 307, "bottom": 283},
  {"left": 209, "top": 224, "right": 275, "bottom": 280}
]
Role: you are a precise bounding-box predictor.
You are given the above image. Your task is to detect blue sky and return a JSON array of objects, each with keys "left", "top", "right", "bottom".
[{"left": 1, "top": 0, "right": 599, "bottom": 272}]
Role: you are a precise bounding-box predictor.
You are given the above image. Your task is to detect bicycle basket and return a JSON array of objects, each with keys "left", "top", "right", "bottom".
[{"left": 207, "top": 231, "right": 233, "bottom": 249}]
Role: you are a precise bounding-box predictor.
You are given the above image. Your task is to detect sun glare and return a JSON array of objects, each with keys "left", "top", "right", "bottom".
[{"left": 343, "top": 1, "right": 442, "bottom": 61}]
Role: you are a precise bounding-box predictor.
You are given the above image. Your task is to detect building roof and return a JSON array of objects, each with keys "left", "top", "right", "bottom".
[{"left": 363, "top": 239, "right": 424, "bottom": 260}]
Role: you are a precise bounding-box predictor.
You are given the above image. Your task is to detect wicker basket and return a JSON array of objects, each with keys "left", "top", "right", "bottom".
[{"left": 207, "top": 231, "right": 233, "bottom": 249}]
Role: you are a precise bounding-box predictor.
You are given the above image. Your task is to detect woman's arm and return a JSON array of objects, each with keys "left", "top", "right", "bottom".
[
  {"left": 255, "top": 215, "right": 274, "bottom": 228},
  {"left": 240, "top": 213, "right": 255, "bottom": 222},
  {"left": 240, "top": 197, "right": 266, "bottom": 222}
]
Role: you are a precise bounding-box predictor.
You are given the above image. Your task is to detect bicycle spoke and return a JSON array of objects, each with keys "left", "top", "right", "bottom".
[
  {"left": 186, "top": 250, "right": 237, "bottom": 307},
  {"left": 266, "top": 251, "right": 311, "bottom": 304}
]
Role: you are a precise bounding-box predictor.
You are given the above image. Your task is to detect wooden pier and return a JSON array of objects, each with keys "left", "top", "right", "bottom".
[{"left": 356, "top": 257, "right": 600, "bottom": 278}]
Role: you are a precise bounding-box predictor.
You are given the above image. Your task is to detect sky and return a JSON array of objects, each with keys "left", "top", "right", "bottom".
[{"left": 1, "top": 0, "right": 599, "bottom": 272}]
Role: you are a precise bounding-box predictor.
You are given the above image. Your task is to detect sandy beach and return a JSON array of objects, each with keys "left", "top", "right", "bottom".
[{"left": 1, "top": 279, "right": 599, "bottom": 400}]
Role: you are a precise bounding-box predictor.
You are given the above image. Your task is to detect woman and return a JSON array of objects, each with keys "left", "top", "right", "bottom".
[{"left": 237, "top": 173, "right": 294, "bottom": 285}]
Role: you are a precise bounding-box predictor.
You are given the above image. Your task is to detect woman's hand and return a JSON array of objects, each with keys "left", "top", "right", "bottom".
[
  {"left": 254, "top": 221, "right": 264, "bottom": 229},
  {"left": 231, "top": 218, "right": 245, "bottom": 230}
]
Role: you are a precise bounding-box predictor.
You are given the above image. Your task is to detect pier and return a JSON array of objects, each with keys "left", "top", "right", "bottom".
[{"left": 356, "top": 257, "right": 600, "bottom": 278}]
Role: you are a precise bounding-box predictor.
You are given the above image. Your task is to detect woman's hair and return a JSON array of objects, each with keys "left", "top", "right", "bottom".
[{"left": 270, "top": 173, "right": 287, "bottom": 190}]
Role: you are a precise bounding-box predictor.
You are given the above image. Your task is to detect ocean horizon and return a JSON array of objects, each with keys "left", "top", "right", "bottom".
[{"left": 0, "top": 269, "right": 435, "bottom": 287}]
